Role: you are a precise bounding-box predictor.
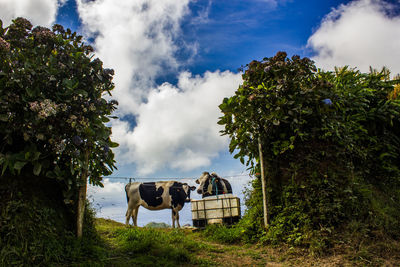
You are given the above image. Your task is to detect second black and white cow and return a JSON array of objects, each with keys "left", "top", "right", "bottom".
[
  {"left": 195, "top": 172, "right": 233, "bottom": 198},
  {"left": 125, "top": 181, "right": 196, "bottom": 228}
]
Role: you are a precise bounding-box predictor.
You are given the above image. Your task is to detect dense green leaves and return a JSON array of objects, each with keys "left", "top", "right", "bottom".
[
  {"left": 219, "top": 52, "right": 400, "bottom": 249},
  {"left": 219, "top": 52, "right": 333, "bottom": 170},
  {"left": 0, "top": 175, "right": 105, "bottom": 266},
  {"left": 0, "top": 18, "right": 118, "bottom": 199}
]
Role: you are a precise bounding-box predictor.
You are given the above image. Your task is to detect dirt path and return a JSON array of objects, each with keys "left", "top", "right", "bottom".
[{"left": 187, "top": 235, "right": 351, "bottom": 267}]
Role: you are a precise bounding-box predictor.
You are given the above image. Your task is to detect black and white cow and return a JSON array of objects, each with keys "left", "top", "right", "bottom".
[
  {"left": 195, "top": 172, "right": 233, "bottom": 198},
  {"left": 125, "top": 181, "right": 196, "bottom": 228}
]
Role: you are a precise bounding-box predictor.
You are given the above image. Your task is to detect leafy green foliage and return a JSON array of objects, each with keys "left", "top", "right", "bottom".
[
  {"left": 0, "top": 17, "right": 118, "bottom": 194},
  {"left": 237, "top": 177, "right": 265, "bottom": 243},
  {"left": 219, "top": 52, "right": 328, "bottom": 169},
  {"left": 0, "top": 175, "right": 106, "bottom": 266},
  {"left": 219, "top": 52, "right": 400, "bottom": 250},
  {"left": 0, "top": 17, "right": 118, "bottom": 265}
]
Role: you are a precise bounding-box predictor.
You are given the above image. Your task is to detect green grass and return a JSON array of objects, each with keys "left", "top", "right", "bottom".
[
  {"left": 95, "top": 219, "right": 218, "bottom": 267},
  {"left": 91, "top": 218, "right": 400, "bottom": 267},
  {"left": 115, "top": 228, "right": 196, "bottom": 266},
  {"left": 200, "top": 224, "right": 243, "bottom": 244}
]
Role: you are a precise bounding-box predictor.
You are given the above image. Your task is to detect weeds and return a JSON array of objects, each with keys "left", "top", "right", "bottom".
[
  {"left": 201, "top": 224, "right": 243, "bottom": 244},
  {"left": 0, "top": 191, "right": 106, "bottom": 266},
  {"left": 113, "top": 227, "right": 204, "bottom": 266}
]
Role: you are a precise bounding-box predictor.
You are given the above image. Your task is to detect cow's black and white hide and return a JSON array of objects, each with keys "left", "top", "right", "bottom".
[
  {"left": 125, "top": 181, "right": 196, "bottom": 228},
  {"left": 195, "top": 172, "right": 232, "bottom": 198}
]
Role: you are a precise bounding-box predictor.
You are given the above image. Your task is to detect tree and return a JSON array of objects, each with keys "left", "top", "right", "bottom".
[
  {"left": 219, "top": 52, "right": 328, "bottom": 228},
  {"left": 219, "top": 52, "right": 400, "bottom": 248},
  {"left": 0, "top": 18, "right": 118, "bottom": 236}
]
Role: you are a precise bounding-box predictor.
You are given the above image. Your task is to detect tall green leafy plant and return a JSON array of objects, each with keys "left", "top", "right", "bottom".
[
  {"left": 219, "top": 52, "right": 400, "bottom": 248},
  {"left": 0, "top": 18, "right": 118, "bottom": 200},
  {"left": 219, "top": 52, "right": 332, "bottom": 171}
]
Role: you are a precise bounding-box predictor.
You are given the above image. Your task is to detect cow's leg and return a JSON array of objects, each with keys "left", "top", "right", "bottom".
[
  {"left": 176, "top": 211, "right": 180, "bottom": 228},
  {"left": 171, "top": 210, "right": 176, "bottom": 228},
  {"left": 132, "top": 206, "right": 139, "bottom": 226},
  {"left": 125, "top": 206, "right": 133, "bottom": 225},
  {"left": 126, "top": 198, "right": 140, "bottom": 226},
  {"left": 171, "top": 209, "right": 180, "bottom": 228}
]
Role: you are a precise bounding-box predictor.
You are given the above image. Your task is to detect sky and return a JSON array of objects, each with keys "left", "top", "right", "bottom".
[{"left": 2, "top": 0, "right": 400, "bottom": 179}]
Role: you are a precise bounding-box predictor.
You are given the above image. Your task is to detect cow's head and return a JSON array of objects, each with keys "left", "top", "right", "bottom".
[
  {"left": 182, "top": 183, "right": 196, "bottom": 202},
  {"left": 195, "top": 171, "right": 212, "bottom": 195}
]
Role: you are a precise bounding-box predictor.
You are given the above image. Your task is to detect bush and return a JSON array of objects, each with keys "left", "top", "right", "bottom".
[
  {"left": 0, "top": 17, "right": 117, "bottom": 201},
  {"left": 0, "top": 16, "right": 117, "bottom": 265},
  {"left": 0, "top": 175, "right": 106, "bottom": 266},
  {"left": 219, "top": 52, "right": 400, "bottom": 251}
]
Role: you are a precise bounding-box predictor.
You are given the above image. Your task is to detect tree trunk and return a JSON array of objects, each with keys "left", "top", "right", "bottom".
[
  {"left": 76, "top": 150, "right": 89, "bottom": 238},
  {"left": 258, "top": 137, "right": 269, "bottom": 228}
]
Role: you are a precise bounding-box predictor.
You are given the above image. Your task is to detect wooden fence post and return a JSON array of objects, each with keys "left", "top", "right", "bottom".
[
  {"left": 76, "top": 149, "right": 89, "bottom": 238},
  {"left": 258, "top": 137, "right": 269, "bottom": 228}
]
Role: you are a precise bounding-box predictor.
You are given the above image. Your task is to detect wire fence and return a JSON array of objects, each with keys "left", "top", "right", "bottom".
[{"left": 101, "top": 173, "right": 254, "bottom": 181}]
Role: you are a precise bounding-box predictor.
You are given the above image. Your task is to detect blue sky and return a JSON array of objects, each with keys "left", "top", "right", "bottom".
[
  {"left": 2, "top": 0, "right": 400, "bottom": 179},
  {"left": 56, "top": 0, "right": 354, "bottom": 77},
  {"left": 179, "top": 0, "right": 351, "bottom": 74}
]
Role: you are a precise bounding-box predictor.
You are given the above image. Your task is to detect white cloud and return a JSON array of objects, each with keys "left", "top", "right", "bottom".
[
  {"left": 76, "top": 0, "right": 243, "bottom": 175},
  {"left": 76, "top": 0, "right": 192, "bottom": 114},
  {"left": 0, "top": 0, "right": 66, "bottom": 27},
  {"left": 87, "top": 178, "right": 127, "bottom": 222},
  {"left": 111, "top": 70, "right": 242, "bottom": 175},
  {"left": 308, "top": 0, "right": 400, "bottom": 75},
  {"left": 90, "top": 178, "right": 125, "bottom": 195}
]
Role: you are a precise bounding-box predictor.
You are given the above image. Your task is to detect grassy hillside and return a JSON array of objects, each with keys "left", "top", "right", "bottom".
[{"left": 92, "top": 218, "right": 400, "bottom": 266}]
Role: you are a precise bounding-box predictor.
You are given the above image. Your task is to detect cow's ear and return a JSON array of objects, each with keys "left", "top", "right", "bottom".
[
  {"left": 190, "top": 186, "right": 196, "bottom": 191},
  {"left": 195, "top": 179, "right": 200, "bottom": 184}
]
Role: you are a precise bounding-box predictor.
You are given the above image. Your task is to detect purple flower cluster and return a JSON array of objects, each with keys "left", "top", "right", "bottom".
[
  {"left": 322, "top": 98, "right": 333, "bottom": 105},
  {"left": 0, "top": 37, "right": 10, "bottom": 52},
  {"left": 72, "top": 135, "right": 83, "bottom": 146},
  {"left": 103, "top": 68, "right": 114, "bottom": 77},
  {"left": 32, "top": 26, "right": 55, "bottom": 42},
  {"left": 13, "top": 17, "right": 32, "bottom": 30},
  {"left": 29, "top": 99, "right": 58, "bottom": 119},
  {"left": 52, "top": 24, "right": 65, "bottom": 34}
]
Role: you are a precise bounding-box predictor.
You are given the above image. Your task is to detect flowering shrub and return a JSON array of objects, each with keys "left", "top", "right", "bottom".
[{"left": 0, "top": 18, "right": 118, "bottom": 200}]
